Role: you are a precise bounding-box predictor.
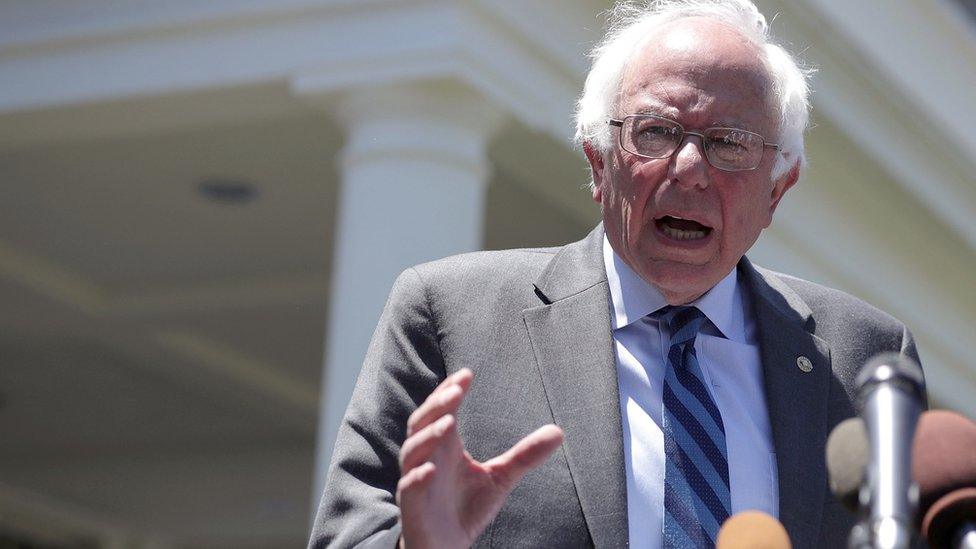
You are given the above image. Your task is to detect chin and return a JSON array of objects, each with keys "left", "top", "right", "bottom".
[{"left": 639, "top": 258, "right": 725, "bottom": 303}]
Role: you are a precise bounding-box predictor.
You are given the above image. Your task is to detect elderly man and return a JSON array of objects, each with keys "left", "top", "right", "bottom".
[{"left": 309, "top": 1, "right": 921, "bottom": 548}]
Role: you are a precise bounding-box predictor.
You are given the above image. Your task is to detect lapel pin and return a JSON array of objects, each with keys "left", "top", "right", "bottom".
[{"left": 796, "top": 356, "right": 813, "bottom": 373}]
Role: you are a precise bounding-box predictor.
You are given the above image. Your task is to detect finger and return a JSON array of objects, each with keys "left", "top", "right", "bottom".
[
  {"left": 396, "top": 460, "right": 436, "bottom": 508},
  {"left": 396, "top": 460, "right": 437, "bottom": 549},
  {"left": 420, "top": 368, "right": 471, "bottom": 406},
  {"left": 406, "top": 369, "right": 473, "bottom": 437},
  {"left": 431, "top": 368, "right": 473, "bottom": 398},
  {"left": 400, "top": 414, "right": 457, "bottom": 474},
  {"left": 406, "top": 384, "right": 464, "bottom": 439},
  {"left": 484, "top": 424, "right": 564, "bottom": 491}
]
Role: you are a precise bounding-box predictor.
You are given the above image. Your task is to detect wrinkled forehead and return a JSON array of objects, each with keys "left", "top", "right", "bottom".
[{"left": 618, "top": 17, "right": 776, "bottom": 129}]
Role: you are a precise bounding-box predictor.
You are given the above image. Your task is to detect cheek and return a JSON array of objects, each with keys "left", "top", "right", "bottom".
[
  {"left": 621, "top": 162, "right": 665, "bottom": 208},
  {"left": 720, "top": 185, "right": 771, "bottom": 243},
  {"left": 607, "top": 159, "right": 671, "bottom": 239}
]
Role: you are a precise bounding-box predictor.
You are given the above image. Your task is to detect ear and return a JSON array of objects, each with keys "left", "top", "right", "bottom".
[
  {"left": 583, "top": 141, "right": 606, "bottom": 203},
  {"left": 764, "top": 160, "right": 800, "bottom": 227}
]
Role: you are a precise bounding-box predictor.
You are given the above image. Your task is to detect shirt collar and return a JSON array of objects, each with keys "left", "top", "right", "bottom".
[{"left": 603, "top": 235, "right": 747, "bottom": 343}]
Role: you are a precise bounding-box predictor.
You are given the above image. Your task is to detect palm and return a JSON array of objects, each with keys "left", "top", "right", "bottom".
[{"left": 397, "top": 370, "right": 563, "bottom": 549}]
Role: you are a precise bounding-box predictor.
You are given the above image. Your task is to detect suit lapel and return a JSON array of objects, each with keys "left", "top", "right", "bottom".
[
  {"left": 740, "top": 259, "right": 832, "bottom": 549},
  {"left": 520, "top": 233, "right": 834, "bottom": 548},
  {"left": 523, "top": 226, "right": 629, "bottom": 548}
]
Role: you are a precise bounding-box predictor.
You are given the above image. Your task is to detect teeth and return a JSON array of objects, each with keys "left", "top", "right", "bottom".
[{"left": 662, "top": 225, "right": 707, "bottom": 240}]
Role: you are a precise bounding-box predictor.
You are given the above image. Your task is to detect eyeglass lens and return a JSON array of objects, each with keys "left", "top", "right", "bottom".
[{"left": 624, "top": 115, "right": 765, "bottom": 170}]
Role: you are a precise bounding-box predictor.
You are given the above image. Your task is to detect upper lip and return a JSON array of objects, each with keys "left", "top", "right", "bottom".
[{"left": 654, "top": 211, "right": 716, "bottom": 229}]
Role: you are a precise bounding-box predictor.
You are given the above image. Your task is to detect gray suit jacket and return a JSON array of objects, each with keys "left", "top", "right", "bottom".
[{"left": 309, "top": 225, "right": 921, "bottom": 549}]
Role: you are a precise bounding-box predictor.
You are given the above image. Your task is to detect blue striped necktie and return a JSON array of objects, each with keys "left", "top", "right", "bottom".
[{"left": 658, "top": 306, "right": 731, "bottom": 548}]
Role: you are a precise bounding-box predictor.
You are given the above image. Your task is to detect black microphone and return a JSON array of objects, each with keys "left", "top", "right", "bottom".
[{"left": 855, "top": 353, "right": 926, "bottom": 549}]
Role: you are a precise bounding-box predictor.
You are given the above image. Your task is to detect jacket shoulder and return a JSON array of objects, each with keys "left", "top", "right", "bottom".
[
  {"left": 413, "top": 246, "right": 560, "bottom": 275},
  {"left": 769, "top": 270, "right": 901, "bottom": 324},
  {"left": 406, "top": 246, "right": 559, "bottom": 296},
  {"left": 756, "top": 267, "right": 916, "bottom": 358}
]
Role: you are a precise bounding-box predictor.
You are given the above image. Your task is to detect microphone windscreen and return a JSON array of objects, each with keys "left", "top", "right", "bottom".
[
  {"left": 912, "top": 410, "right": 976, "bottom": 547},
  {"left": 826, "top": 417, "right": 868, "bottom": 513},
  {"left": 715, "top": 510, "right": 791, "bottom": 549}
]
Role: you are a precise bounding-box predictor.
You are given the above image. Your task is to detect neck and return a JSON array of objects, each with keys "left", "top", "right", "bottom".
[{"left": 658, "top": 287, "right": 706, "bottom": 306}]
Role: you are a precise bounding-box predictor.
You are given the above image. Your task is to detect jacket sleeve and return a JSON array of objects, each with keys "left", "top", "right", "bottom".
[{"left": 308, "top": 268, "right": 446, "bottom": 549}]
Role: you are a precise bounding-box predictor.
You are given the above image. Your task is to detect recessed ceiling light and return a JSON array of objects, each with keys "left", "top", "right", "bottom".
[{"left": 197, "top": 178, "right": 258, "bottom": 205}]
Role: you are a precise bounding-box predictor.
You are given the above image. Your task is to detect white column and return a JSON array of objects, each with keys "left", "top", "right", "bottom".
[{"left": 311, "top": 82, "right": 502, "bottom": 510}]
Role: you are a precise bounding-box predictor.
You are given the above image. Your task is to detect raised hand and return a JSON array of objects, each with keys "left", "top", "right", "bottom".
[{"left": 396, "top": 369, "right": 564, "bottom": 549}]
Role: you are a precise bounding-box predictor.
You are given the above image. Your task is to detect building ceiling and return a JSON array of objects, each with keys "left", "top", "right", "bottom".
[{"left": 0, "top": 87, "right": 593, "bottom": 546}]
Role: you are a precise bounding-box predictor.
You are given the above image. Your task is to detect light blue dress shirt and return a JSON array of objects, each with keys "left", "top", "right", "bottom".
[{"left": 603, "top": 237, "right": 779, "bottom": 549}]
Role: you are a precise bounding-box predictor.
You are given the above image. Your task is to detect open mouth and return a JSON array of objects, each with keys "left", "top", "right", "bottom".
[{"left": 655, "top": 215, "right": 713, "bottom": 241}]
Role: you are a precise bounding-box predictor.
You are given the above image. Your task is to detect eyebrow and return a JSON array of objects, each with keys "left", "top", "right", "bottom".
[
  {"left": 629, "top": 99, "right": 676, "bottom": 118},
  {"left": 627, "top": 110, "right": 755, "bottom": 131}
]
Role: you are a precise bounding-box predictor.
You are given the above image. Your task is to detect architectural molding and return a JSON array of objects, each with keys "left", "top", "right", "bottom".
[
  {"left": 798, "top": 0, "right": 976, "bottom": 161},
  {"left": 154, "top": 330, "right": 320, "bottom": 417},
  {"left": 0, "top": 238, "right": 326, "bottom": 317},
  {"left": 107, "top": 274, "right": 326, "bottom": 316},
  {"left": 765, "top": 0, "right": 976, "bottom": 254},
  {"left": 0, "top": 237, "right": 321, "bottom": 425},
  {"left": 0, "top": 240, "right": 104, "bottom": 314},
  {"left": 1, "top": 0, "right": 584, "bottom": 149},
  {"left": 0, "top": 482, "right": 130, "bottom": 546},
  {"left": 2, "top": 447, "right": 314, "bottom": 548}
]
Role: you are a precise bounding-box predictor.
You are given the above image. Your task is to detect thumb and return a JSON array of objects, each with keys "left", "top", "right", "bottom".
[{"left": 484, "top": 424, "right": 563, "bottom": 491}]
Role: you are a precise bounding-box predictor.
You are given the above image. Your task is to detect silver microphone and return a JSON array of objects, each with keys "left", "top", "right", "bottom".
[{"left": 855, "top": 353, "right": 926, "bottom": 549}]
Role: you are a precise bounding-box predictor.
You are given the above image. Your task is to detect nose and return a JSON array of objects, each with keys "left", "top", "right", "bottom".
[{"left": 669, "top": 134, "right": 709, "bottom": 189}]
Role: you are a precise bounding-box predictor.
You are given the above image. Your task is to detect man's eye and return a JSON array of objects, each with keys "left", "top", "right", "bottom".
[
  {"left": 711, "top": 137, "right": 745, "bottom": 149},
  {"left": 717, "top": 131, "right": 745, "bottom": 144},
  {"left": 641, "top": 125, "right": 674, "bottom": 136},
  {"left": 707, "top": 134, "right": 752, "bottom": 162},
  {"left": 708, "top": 132, "right": 749, "bottom": 152},
  {"left": 635, "top": 125, "right": 677, "bottom": 140}
]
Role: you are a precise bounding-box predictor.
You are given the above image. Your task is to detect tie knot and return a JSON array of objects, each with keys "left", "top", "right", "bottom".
[{"left": 656, "top": 305, "right": 707, "bottom": 346}]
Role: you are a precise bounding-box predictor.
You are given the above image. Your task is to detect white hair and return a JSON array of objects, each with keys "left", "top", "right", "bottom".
[{"left": 574, "top": 0, "right": 813, "bottom": 183}]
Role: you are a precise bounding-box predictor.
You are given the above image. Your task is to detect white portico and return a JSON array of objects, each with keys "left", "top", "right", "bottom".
[{"left": 0, "top": 1, "right": 973, "bottom": 547}]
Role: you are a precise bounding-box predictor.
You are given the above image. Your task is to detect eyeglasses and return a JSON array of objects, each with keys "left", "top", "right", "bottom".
[{"left": 608, "top": 114, "right": 780, "bottom": 172}]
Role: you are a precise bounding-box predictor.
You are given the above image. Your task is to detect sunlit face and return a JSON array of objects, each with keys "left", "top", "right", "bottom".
[{"left": 586, "top": 18, "right": 798, "bottom": 305}]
